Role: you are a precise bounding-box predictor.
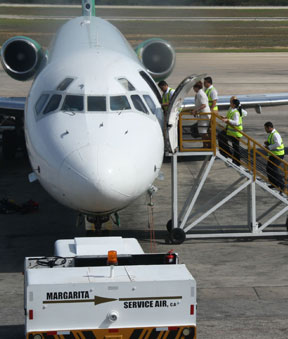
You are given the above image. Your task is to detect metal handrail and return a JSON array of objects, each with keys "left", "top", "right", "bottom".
[
  {"left": 178, "top": 110, "right": 288, "bottom": 193},
  {"left": 179, "top": 111, "right": 217, "bottom": 154}
]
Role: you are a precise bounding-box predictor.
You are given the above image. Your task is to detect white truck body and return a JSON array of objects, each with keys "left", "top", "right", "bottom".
[
  {"left": 54, "top": 236, "right": 144, "bottom": 256},
  {"left": 24, "top": 237, "right": 196, "bottom": 339}
]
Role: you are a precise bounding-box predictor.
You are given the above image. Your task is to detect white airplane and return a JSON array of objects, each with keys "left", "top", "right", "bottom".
[
  {"left": 1, "top": 1, "right": 288, "bottom": 230},
  {"left": 0, "top": 0, "right": 178, "bottom": 228}
]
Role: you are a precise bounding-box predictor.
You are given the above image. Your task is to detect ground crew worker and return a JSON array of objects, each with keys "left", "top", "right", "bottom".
[
  {"left": 218, "top": 98, "right": 243, "bottom": 166},
  {"left": 264, "top": 121, "right": 285, "bottom": 191},
  {"left": 204, "top": 76, "right": 218, "bottom": 113},
  {"left": 192, "top": 81, "right": 211, "bottom": 148},
  {"left": 230, "top": 95, "right": 248, "bottom": 118},
  {"left": 158, "top": 80, "right": 175, "bottom": 114}
]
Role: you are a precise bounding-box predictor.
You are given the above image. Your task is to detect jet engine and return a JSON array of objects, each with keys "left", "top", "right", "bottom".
[
  {"left": 135, "top": 38, "right": 175, "bottom": 82},
  {"left": 0, "top": 36, "right": 46, "bottom": 81}
]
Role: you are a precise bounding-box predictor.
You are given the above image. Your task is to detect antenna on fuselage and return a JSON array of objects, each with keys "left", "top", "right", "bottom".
[{"left": 82, "top": 0, "right": 96, "bottom": 17}]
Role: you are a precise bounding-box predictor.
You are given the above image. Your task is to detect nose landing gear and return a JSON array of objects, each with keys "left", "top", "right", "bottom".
[{"left": 78, "top": 213, "right": 120, "bottom": 236}]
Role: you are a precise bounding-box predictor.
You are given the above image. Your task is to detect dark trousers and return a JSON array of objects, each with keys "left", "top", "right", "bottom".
[
  {"left": 218, "top": 130, "right": 241, "bottom": 166},
  {"left": 266, "top": 154, "right": 284, "bottom": 189}
]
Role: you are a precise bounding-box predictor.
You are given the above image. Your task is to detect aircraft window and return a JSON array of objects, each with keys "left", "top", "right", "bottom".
[
  {"left": 139, "top": 71, "right": 162, "bottom": 104},
  {"left": 143, "top": 95, "right": 156, "bottom": 114},
  {"left": 35, "top": 94, "right": 49, "bottom": 115},
  {"left": 110, "top": 96, "right": 131, "bottom": 111},
  {"left": 131, "top": 95, "right": 148, "bottom": 114},
  {"left": 43, "top": 94, "right": 62, "bottom": 114},
  {"left": 57, "top": 78, "right": 74, "bottom": 91},
  {"left": 88, "top": 96, "right": 106, "bottom": 111},
  {"left": 118, "top": 78, "right": 136, "bottom": 91},
  {"left": 62, "top": 95, "right": 84, "bottom": 112}
]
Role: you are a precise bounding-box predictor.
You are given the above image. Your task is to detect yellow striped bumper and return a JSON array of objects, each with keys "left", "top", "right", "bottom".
[{"left": 27, "top": 325, "right": 196, "bottom": 338}]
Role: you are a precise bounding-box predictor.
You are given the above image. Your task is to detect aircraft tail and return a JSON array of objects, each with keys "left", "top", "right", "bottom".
[{"left": 82, "top": 0, "right": 96, "bottom": 16}]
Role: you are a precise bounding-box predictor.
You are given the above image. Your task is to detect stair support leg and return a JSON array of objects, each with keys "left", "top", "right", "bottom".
[
  {"left": 248, "top": 181, "right": 258, "bottom": 233},
  {"left": 171, "top": 153, "right": 178, "bottom": 229}
]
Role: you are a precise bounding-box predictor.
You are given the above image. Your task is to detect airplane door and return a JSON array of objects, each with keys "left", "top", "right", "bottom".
[{"left": 167, "top": 74, "right": 205, "bottom": 153}]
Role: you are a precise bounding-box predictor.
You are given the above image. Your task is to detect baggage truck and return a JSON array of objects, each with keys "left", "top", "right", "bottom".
[{"left": 24, "top": 237, "right": 196, "bottom": 338}]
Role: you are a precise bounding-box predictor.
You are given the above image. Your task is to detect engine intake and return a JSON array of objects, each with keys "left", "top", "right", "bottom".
[
  {"left": 0, "top": 36, "right": 45, "bottom": 81},
  {"left": 135, "top": 38, "right": 175, "bottom": 82}
]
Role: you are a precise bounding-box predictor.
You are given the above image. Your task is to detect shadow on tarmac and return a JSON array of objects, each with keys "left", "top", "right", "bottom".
[{"left": 0, "top": 325, "right": 24, "bottom": 339}]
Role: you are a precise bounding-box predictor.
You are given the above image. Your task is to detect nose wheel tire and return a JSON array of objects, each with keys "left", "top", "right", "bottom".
[
  {"left": 166, "top": 219, "right": 172, "bottom": 232},
  {"left": 170, "top": 227, "right": 186, "bottom": 244}
]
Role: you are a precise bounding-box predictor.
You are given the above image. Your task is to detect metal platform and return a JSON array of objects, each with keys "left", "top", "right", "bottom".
[{"left": 166, "top": 109, "right": 288, "bottom": 243}]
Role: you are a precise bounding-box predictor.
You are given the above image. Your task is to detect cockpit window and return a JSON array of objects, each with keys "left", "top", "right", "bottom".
[
  {"left": 35, "top": 93, "right": 49, "bottom": 115},
  {"left": 110, "top": 96, "right": 131, "bottom": 111},
  {"left": 118, "top": 78, "right": 136, "bottom": 91},
  {"left": 43, "top": 94, "right": 62, "bottom": 114},
  {"left": 143, "top": 95, "right": 156, "bottom": 114},
  {"left": 131, "top": 95, "right": 148, "bottom": 114},
  {"left": 57, "top": 78, "right": 74, "bottom": 91},
  {"left": 88, "top": 96, "right": 106, "bottom": 111},
  {"left": 62, "top": 95, "right": 84, "bottom": 112}
]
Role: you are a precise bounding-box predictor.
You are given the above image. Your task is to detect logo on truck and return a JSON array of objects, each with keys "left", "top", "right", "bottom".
[
  {"left": 122, "top": 296, "right": 182, "bottom": 309},
  {"left": 46, "top": 291, "right": 90, "bottom": 301},
  {"left": 43, "top": 293, "right": 182, "bottom": 308}
]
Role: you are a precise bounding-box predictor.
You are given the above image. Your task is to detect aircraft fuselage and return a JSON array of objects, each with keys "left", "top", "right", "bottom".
[{"left": 25, "top": 16, "right": 164, "bottom": 215}]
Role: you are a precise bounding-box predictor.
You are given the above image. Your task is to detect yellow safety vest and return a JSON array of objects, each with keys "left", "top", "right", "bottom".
[
  {"left": 267, "top": 130, "right": 285, "bottom": 156},
  {"left": 226, "top": 108, "right": 243, "bottom": 138},
  {"left": 162, "top": 88, "right": 174, "bottom": 105},
  {"left": 205, "top": 86, "right": 218, "bottom": 112}
]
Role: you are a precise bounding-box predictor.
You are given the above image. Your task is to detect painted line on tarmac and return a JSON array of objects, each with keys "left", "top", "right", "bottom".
[
  {"left": 0, "top": 4, "right": 288, "bottom": 9},
  {"left": 108, "top": 17, "right": 288, "bottom": 22},
  {"left": 1, "top": 15, "right": 288, "bottom": 22}
]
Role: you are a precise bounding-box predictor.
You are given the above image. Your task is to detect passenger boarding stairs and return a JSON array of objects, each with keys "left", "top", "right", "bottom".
[{"left": 167, "top": 111, "right": 288, "bottom": 243}]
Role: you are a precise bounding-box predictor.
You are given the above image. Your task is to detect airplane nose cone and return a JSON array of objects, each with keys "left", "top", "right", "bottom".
[{"left": 59, "top": 144, "right": 140, "bottom": 213}]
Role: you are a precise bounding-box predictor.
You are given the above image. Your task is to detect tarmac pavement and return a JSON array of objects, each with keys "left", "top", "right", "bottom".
[{"left": 0, "top": 53, "right": 288, "bottom": 338}]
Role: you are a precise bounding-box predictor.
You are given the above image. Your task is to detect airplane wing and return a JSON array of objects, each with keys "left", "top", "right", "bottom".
[
  {"left": 0, "top": 97, "right": 25, "bottom": 116},
  {"left": 182, "top": 92, "right": 288, "bottom": 113}
]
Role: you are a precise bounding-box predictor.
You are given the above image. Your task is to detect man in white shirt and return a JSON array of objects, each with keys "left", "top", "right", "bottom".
[
  {"left": 264, "top": 121, "right": 285, "bottom": 191},
  {"left": 192, "top": 81, "right": 211, "bottom": 148}
]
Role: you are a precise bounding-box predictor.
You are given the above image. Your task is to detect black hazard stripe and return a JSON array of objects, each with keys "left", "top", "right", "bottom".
[
  {"left": 60, "top": 334, "right": 75, "bottom": 339},
  {"left": 28, "top": 331, "right": 96, "bottom": 339},
  {"left": 82, "top": 331, "right": 96, "bottom": 339},
  {"left": 71, "top": 331, "right": 94, "bottom": 339},
  {"left": 129, "top": 327, "right": 189, "bottom": 339},
  {"left": 166, "top": 329, "right": 179, "bottom": 339},
  {"left": 130, "top": 328, "right": 144, "bottom": 339},
  {"left": 64, "top": 331, "right": 95, "bottom": 339},
  {"left": 28, "top": 327, "right": 196, "bottom": 339},
  {"left": 148, "top": 328, "right": 161, "bottom": 339},
  {"left": 167, "top": 327, "right": 196, "bottom": 339}
]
